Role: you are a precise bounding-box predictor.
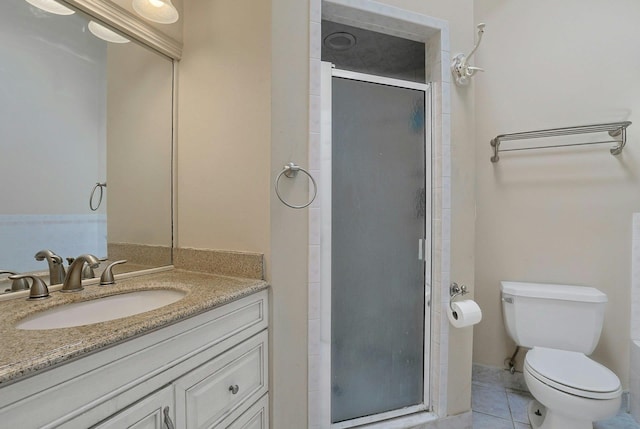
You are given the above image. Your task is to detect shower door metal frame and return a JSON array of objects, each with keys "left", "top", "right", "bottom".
[{"left": 321, "top": 63, "right": 433, "bottom": 428}]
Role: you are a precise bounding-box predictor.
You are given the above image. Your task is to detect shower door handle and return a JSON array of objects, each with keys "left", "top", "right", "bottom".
[
  {"left": 418, "top": 238, "right": 430, "bottom": 262},
  {"left": 418, "top": 239, "right": 428, "bottom": 261}
]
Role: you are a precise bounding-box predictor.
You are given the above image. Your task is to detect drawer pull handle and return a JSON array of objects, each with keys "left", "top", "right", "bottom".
[
  {"left": 163, "top": 406, "right": 175, "bottom": 429},
  {"left": 229, "top": 384, "right": 240, "bottom": 395}
]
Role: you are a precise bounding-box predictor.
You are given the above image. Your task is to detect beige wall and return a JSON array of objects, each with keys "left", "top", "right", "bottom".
[
  {"left": 474, "top": 0, "right": 640, "bottom": 388},
  {"left": 177, "top": 0, "right": 271, "bottom": 254},
  {"left": 177, "top": 1, "right": 297, "bottom": 427}
]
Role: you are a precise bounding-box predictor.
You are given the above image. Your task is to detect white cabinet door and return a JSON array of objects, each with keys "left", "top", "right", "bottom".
[
  {"left": 226, "top": 394, "right": 269, "bottom": 429},
  {"left": 175, "top": 331, "right": 268, "bottom": 429},
  {"left": 92, "top": 385, "right": 175, "bottom": 429}
]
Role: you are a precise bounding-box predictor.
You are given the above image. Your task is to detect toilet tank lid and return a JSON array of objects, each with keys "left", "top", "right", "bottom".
[{"left": 500, "top": 281, "right": 607, "bottom": 303}]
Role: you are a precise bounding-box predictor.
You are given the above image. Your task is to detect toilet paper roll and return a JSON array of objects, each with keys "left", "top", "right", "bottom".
[{"left": 448, "top": 299, "right": 482, "bottom": 328}]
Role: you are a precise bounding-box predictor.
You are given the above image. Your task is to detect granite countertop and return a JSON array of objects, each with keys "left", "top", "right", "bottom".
[{"left": 0, "top": 269, "right": 268, "bottom": 385}]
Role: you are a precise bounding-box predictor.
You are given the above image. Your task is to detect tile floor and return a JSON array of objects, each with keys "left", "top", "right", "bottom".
[{"left": 471, "top": 364, "right": 640, "bottom": 429}]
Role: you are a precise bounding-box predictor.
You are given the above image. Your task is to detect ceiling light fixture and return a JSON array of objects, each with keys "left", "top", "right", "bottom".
[
  {"left": 132, "top": 0, "right": 179, "bottom": 24},
  {"left": 88, "top": 21, "right": 130, "bottom": 44},
  {"left": 324, "top": 32, "right": 357, "bottom": 51},
  {"left": 24, "top": 0, "right": 75, "bottom": 15}
]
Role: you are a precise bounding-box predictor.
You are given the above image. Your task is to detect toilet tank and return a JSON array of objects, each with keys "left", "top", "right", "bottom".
[{"left": 501, "top": 281, "right": 607, "bottom": 354}]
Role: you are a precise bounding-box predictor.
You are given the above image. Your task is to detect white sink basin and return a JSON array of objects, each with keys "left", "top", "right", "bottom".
[{"left": 16, "top": 289, "right": 186, "bottom": 330}]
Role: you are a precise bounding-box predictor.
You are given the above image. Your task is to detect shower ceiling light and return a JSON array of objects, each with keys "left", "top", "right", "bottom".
[
  {"left": 132, "top": 0, "right": 179, "bottom": 24},
  {"left": 88, "top": 21, "right": 130, "bottom": 44},
  {"left": 24, "top": 0, "right": 75, "bottom": 15},
  {"left": 324, "top": 32, "right": 357, "bottom": 51}
]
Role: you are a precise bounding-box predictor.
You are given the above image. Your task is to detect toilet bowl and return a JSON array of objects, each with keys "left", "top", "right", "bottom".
[
  {"left": 524, "top": 347, "right": 621, "bottom": 429},
  {"left": 500, "top": 281, "right": 622, "bottom": 429}
]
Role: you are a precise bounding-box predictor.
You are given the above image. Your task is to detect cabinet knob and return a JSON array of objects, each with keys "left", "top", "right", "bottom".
[{"left": 229, "top": 384, "right": 240, "bottom": 395}]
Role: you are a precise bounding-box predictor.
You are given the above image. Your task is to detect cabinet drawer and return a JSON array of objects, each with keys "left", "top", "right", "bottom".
[
  {"left": 91, "top": 385, "right": 175, "bottom": 429},
  {"left": 176, "top": 331, "right": 268, "bottom": 429},
  {"left": 226, "top": 394, "right": 268, "bottom": 429}
]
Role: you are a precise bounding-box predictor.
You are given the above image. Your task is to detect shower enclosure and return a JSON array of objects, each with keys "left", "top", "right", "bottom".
[{"left": 321, "top": 63, "right": 432, "bottom": 427}]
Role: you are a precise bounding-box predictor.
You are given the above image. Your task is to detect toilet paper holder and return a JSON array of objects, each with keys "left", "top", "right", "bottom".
[{"left": 450, "top": 282, "right": 468, "bottom": 310}]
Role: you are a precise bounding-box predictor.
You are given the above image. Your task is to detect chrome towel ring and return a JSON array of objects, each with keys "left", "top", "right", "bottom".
[
  {"left": 89, "top": 182, "right": 107, "bottom": 211},
  {"left": 275, "top": 162, "right": 317, "bottom": 209}
]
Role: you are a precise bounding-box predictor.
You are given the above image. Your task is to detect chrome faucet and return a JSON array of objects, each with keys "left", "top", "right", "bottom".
[
  {"left": 66, "top": 257, "right": 97, "bottom": 280},
  {"left": 61, "top": 254, "right": 100, "bottom": 293},
  {"left": 34, "top": 249, "right": 66, "bottom": 285}
]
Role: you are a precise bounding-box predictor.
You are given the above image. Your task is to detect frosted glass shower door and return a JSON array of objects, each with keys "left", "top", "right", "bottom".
[{"left": 330, "top": 72, "right": 429, "bottom": 425}]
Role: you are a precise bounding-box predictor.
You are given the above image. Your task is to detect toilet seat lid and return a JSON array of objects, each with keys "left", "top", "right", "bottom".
[{"left": 525, "top": 347, "right": 621, "bottom": 400}]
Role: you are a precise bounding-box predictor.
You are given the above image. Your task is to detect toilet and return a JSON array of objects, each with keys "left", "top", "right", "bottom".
[{"left": 501, "top": 281, "right": 622, "bottom": 429}]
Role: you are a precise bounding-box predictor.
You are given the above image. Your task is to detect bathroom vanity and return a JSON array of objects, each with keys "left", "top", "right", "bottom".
[{"left": 0, "top": 271, "right": 269, "bottom": 428}]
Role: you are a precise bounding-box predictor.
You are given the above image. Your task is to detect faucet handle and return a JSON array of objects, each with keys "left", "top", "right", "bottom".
[
  {"left": 100, "top": 260, "right": 128, "bottom": 286},
  {"left": 82, "top": 263, "right": 96, "bottom": 280},
  {"left": 0, "top": 270, "right": 30, "bottom": 292},
  {"left": 8, "top": 274, "right": 50, "bottom": 300}
]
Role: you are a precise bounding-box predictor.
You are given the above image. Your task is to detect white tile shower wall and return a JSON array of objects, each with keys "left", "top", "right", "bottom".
[
  {"left": 631, "top": 213, "right": 640, "bottom": 422},
  {"left": 308, "top": 3, "right": 324, "bottom": 427},
  {"left": 308, "top": 0, "right": 451, "bottom": 426},
  {"left": 0, "top": 214, "right": 107, "bottom": 273}
]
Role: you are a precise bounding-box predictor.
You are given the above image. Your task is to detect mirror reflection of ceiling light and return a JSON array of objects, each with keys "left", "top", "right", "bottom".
[
  {"left": 132, "top": 0, "right": 179, "bottom": 24},
  {"left": 24, "top": 0, "right": 75, "bottom": 15},
  {"left": 88, "top": 21, "right": 130, "bottom": 44}
]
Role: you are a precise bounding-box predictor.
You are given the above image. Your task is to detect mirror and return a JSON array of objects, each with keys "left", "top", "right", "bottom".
[{"left": 0, "top": 0, "right": 173, "bottom": 287}]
